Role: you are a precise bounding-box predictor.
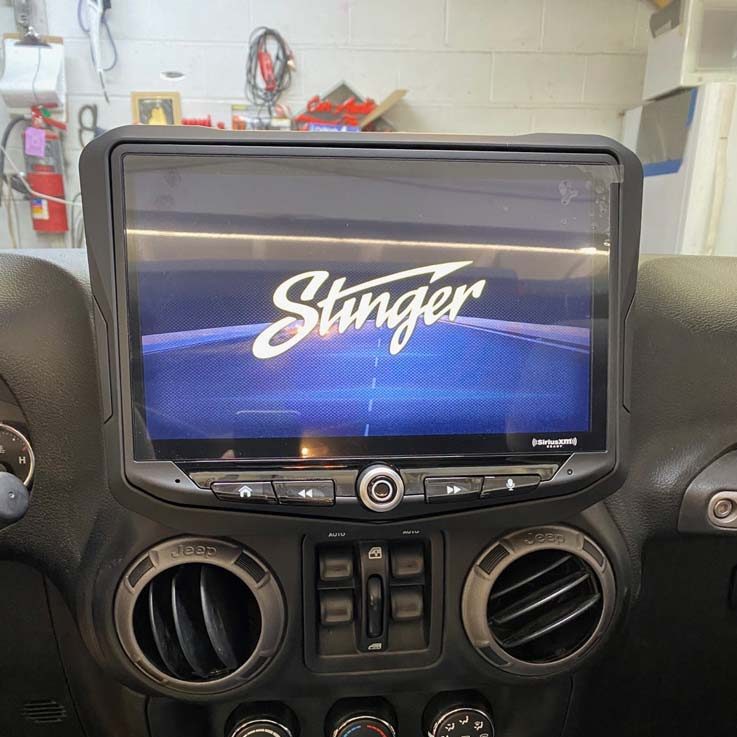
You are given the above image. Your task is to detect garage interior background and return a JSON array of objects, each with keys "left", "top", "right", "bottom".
[{"left": 0, "top": 0, "right": 671, "bottom": 250}]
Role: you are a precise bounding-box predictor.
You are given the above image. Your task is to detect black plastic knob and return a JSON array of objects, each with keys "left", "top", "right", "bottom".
[
  {"left": 227, "top": 704, "right": 298, "bottom": 737},
  {"left": 332, "top": 715, "right": 396, "bottom": 737},
  {"left": 423, "top": 693, "right": 494, "bottom": 737},
  {"left": 327, "top": 699, "right": 397, "bottom": 737},
  {"left": 0, "top": 471, "right": 29, "bottom": 525}
]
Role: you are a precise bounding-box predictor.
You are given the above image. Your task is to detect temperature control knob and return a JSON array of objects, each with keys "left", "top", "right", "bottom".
[
  {"left": 328, "top": 699, "right": 397, "bottom": 737},
  {"left": 332, "top": 715, "right": 396, "bottom": 737},
  {"left": 423, "top": 694, "right": 494, "bottom": 737},
  {"left": 227, "top": 705, "right": 298, "bottom": 737}
]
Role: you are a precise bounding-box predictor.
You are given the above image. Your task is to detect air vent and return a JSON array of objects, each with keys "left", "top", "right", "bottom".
[
  {"left": 22, "top": 699, "right": 67, "bottom": 724},
  {"left": 488, "top": 549, "right": 601, "bottom": 662},
  {"left": 115, "top": 538, "right": 285, "bottom": 694},
  {"left": 462, "top": 526, "right": 615, "bottom": 676},
  {"left": 132, "top": 563, "right": 261, "bottom": 682}
]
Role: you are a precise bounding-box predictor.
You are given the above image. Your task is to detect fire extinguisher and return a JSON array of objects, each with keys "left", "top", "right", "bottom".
[{"left": 24, "top": 128, "right": 68, "bottom": 234}]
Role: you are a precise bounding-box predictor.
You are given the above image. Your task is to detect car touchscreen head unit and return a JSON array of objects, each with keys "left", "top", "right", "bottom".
[{"left": 81, "top": 129, "right": 640, "bottom": 519}]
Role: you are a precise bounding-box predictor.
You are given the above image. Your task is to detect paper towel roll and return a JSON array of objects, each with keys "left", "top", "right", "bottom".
[{"left": 0, "top": 37, "right": 66, "bottom": 109}]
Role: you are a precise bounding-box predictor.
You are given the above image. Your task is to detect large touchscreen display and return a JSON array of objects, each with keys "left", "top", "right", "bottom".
[{"left": 122, "top": 154, "right": 613, "bottom": 461}]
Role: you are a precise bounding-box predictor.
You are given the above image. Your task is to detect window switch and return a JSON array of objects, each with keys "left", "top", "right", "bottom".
[
  {"left": 320, "top": 591, "right": 354, "bottom": 626},
  {"left": 391, "top": 542, "right": 424, "bottom": 579},
  {"left": 319, "top": 549, "right": 354, "bottom": 582},
  {"left": 391, "top": 586, "right": 424, "bottom": 622}
]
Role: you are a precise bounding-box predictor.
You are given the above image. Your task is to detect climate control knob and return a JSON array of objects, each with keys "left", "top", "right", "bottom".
[
  {"left": 327, "top": 699, "right": 397, "bottom": 737},
  {"left": 227, "top": 705, "right": 298, "bottom": 737},
  {"left": 423, "top": 694, "right": 494, "bottom": 737},
  {"left": 332, "top": 715, "right": 396, "bottom": 737}
]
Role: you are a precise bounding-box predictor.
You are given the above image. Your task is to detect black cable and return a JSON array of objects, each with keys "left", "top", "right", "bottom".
[
  {"left": 245, "top": 27, "right": 294, "bottom": 127},
  {"left": 0, "top": 117, "right": 31, "bottom": 209},
  {"left": 0, "top": 117, "right": 25, "bottom": 179}
]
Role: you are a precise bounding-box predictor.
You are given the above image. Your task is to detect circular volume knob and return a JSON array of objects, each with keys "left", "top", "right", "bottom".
[
  {"left": 357, "top": 464, "right": 404, "bottom": 512},
  {"left": 227, "top": 704, "right": 298, "bottom": 737},
  {"left": 423, "top": 694, "right": 494, "bottom": 737},
  {"left": 327, "top": 699, "right": 397, "bottom": 737}
]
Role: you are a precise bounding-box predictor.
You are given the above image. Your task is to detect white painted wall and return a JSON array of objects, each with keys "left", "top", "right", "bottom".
[{"left": 0, "top": 0, "right": 651, "bottom": 249}]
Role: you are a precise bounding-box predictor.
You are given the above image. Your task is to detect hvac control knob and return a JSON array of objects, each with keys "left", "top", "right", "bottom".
[
  {"left": 227, "top": 704, "right": 299, "bottom": 737},
  {"left": 423, "top": 694, "right": 494, "bottom": 737},
  {"left": 327, "top": 699, "right": 397, "bottom": 737}
]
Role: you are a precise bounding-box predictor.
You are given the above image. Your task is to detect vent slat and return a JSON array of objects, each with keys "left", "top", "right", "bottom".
[
  {"left": 499, "top": 591, "right": 602, "bottom": 650},
  {"left": 171, "top": 565, "right": 223, "bottom": 677},
  {"left": 148, "top": 572, "right": 191, "bottom": 679},
  {"left": 200, "top": 565, "right": 243, "bottom": 670},
  {"left": 491, "top": 570, "right": 592, "bottom": 625},
  {"left": 488, "top": 553, "right": 573, "bottom": 602},
  {"left": 22, "top": 700, "right": 67, "bottom": 725}
]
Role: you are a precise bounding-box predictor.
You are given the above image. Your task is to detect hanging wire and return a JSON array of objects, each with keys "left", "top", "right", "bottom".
[
  {"left": 244, "top": 27, "right": 294, "bottom": 127},
  {"left": 77, "top": 0, "right": 118, "bottom": 72}
]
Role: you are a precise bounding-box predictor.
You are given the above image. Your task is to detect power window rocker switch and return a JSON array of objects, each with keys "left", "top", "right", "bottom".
[
  {"left": 320, "top": 591, "right": 354, "bottom": 626},
  {"left": 319, "top": 549, "right": 354, "bottom": 582},
  {"left": 391, "top": 543, "right": 424, "bottom": 579},
  {"left": 391, "top": 586, "right": 424, "bottom": 622}
]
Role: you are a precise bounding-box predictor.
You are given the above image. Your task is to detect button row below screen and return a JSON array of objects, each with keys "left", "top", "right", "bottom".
[{"left": 211, "top": 474, "right": 541, "bottom": 507}]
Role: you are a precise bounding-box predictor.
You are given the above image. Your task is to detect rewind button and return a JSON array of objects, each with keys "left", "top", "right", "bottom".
[
  {"left": 274, "top": 480, "right": 335, "bottom": 506},
  {"left": 424, "top": 476, "right": 483, "bottom": 504}
]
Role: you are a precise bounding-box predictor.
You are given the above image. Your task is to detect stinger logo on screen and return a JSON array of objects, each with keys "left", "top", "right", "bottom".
[{"left": 252, "top": 261, "right": 486, "bottom": 359}]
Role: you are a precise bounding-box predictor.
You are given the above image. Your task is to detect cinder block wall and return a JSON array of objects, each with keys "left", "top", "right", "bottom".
[{"left": 0, "top": 0, "right": 651, "bottom": 248}]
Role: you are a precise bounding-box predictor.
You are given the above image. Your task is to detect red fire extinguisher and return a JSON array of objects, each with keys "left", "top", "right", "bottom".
[
  {"left": 24, "top": 127, "right": 68, "bottom": 234},
  {"left": 27, "top": 164, "right": 68, "bottom": 233}
]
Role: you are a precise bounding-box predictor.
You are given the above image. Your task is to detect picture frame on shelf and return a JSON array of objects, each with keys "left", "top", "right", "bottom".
[{"left": 131, "top": 91, "right": 182, "bottom": 125}]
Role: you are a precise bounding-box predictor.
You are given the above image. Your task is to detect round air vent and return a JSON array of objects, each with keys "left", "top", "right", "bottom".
[
  {"left": 462, "top": 526, "right": 615, "bottom": 676},
  {"left": 115, "top": 537, "right": 285, "bottom": 694}
]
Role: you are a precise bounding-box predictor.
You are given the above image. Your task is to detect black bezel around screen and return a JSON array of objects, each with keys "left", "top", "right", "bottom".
[{"left": 115, "top": 146, "right": 613, "bottom": 464}]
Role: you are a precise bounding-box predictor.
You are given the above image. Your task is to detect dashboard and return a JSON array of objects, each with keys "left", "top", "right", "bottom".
[{"left": 1, "top": 130, "right": 737, "bottom": 737}]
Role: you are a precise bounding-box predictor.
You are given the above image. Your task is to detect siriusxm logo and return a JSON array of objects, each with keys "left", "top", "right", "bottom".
[
  {"left": 253, "top": 261, "right": 486, "bottom": 359},
  {"left": 532, "top": 437, "right": 579, "bottom": 449}
]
